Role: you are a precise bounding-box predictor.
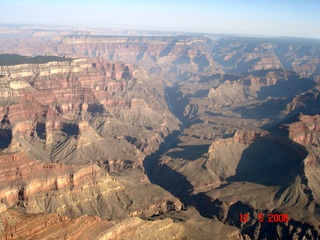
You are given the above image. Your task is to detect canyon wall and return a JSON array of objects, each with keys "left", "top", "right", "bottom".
[{"left": 0, "top": 56, "right": 180, "bottom": 167}]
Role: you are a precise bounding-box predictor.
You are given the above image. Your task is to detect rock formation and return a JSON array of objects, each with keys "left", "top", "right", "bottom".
[
  {"left": 1, "top": 27, "right": 320, "bottom": 239},
  {"left": 0, "top": 55, "right": 180, "bottom": 167},
  {"left": 0, "top": 152, "right": 182, "bottom": 219}
]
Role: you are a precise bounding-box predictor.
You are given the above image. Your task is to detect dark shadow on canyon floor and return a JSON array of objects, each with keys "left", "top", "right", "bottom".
[
  {"left": 227, "top": 135, "right": 308, "bottom": 187},
  {"left": 165, "top": 144, "right": 210, "bottom": 161},
  {"left": 143, "top": 130, "right": 217, "bottom": 218}
]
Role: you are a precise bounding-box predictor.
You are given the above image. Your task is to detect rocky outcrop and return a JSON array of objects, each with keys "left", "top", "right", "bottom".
[
  {"left": 0, "top": 208, "right": 243, "bottom": 240},
  {"left": 286, "top": 114, "right": 320, "bottom": 146},
  {"left": 278, "top": 114, "right": 320, "bottom": 205},
  {"left": 0, "top": 153, "right": 182, "bottom": 220},
  {"left": 0, "top": 210, "right": 106, "bottom": 240}
]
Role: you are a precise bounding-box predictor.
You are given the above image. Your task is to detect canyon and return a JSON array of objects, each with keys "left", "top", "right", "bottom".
[{"left": 0, "top": 26, "right": 320, "bottom": 239}]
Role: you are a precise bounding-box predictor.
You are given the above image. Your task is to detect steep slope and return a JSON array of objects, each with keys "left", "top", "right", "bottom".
[
  {"left": 0, "top": 153, "right": 182, "bottom": 219},
  {"left": 0, "top": 208, "right": 243, "bottom": 240},
  {"left": 279, "top": 114, "right": 320, "bottom": 204}
]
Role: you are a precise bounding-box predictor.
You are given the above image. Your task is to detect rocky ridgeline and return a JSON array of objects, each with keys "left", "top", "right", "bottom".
[
  {"left": 0, "top": 36, "right": 217, "bottom": 78},
  {"left": 1, "top": 34, "right": 320, "bottom": 80},
  {"left": 213, "top": 37, "right": 320, "bottom": 79},
  {"left": 207, "top": 70, "right": 310, "bottom": 107}
]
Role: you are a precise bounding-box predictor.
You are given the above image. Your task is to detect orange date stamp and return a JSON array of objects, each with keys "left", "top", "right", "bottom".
[{"left": 240, "top": 213, "right": 289, "bottom": 223}]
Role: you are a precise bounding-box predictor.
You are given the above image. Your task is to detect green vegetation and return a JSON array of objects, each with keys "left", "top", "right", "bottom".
[{"left": 0, "top": 54, "right": 72, "bottom": 66}]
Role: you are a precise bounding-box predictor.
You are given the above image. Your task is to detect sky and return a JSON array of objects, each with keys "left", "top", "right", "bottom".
[{"left": 0, "top": 0, "right": 319, "bottom": 39}]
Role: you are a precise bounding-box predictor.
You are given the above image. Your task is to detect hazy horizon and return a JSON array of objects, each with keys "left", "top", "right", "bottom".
[{"left": 1, "top": 0, "right": 320, "bottom": 39}]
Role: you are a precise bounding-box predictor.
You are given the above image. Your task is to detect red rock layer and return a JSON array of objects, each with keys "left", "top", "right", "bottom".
[
  {"left": 0, "top": 210, "right": 110, "bottom": 240},
  {"left": 0, "top": 152, "right": 98, "bottom": 207},
  {"left": 286, "top": 114, "right": 320, "bottom": 147}
]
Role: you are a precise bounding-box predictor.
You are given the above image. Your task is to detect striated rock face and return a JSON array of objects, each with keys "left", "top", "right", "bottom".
[
  {"left": 0, "top": 210, "right": 106, "bottom": 240},
  {"left": 0, "top": 48, "right": 197, "bottom": 240},
  {"left": 0, "top": 55, "right": 180, "bottom": 167},
  {"left": 99, "top": 207, "right": 243, "bottom": 240},
  {"left": 0, "top": 53, "right": 183, "bottom": 238},
  {"left": 0, "top": 152, "right": 182, "bottom": 221},
  {"left": 0, "top": 208, "right": 242, "bottom": 240},
  {"left": 285, "top": 114, "right": 320, "bottom": 147}
]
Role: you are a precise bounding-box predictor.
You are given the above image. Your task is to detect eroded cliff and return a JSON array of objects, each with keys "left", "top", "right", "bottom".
[{"left": 0, "top": 55, "right": 180, "bottom": 168}]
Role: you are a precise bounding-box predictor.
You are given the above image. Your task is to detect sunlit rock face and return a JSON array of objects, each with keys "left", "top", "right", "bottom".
[
  {"left": 0, "top": 152, "right": 183, "bottom": 220},
  {"left": 0, "top": 56, "right": 180, "bottom": 167}
]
